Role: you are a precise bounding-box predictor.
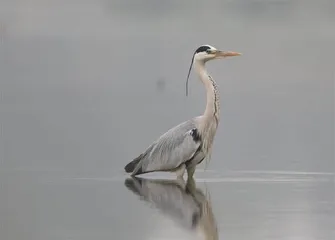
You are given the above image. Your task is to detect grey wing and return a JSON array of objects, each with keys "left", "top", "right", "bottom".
[{"left": 132, "top": 118, "right": 201, "bottom": 175}]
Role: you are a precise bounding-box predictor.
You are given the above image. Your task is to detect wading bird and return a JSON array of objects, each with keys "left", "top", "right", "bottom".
[{"left": 124, "top": 45, "right": 241, "bottom": 179}]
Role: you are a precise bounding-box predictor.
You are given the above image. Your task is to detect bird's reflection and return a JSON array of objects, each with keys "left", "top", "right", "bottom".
[{"left": 124, "top": 177, "right": 218, "bottom": 240}]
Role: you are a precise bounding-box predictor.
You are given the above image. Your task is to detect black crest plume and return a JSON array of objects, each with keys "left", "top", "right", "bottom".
[
  {"left": 186, "top": 53, "right": 195, "bottom": 96},
  {"left": 185, "top": 45, "right": 211, "bottom": 96}
]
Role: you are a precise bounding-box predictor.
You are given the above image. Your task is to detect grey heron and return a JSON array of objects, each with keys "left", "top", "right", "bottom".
[{"left": 124, "top": 44, "right": 241, "bottom": 179}]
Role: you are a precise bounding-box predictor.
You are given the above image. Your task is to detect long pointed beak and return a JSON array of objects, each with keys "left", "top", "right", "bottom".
[{"left": 215, "top": 51, "right": 242, "bottom": 58}]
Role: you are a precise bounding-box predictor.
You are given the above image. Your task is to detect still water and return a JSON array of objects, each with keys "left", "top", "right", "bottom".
[{"left": 1, "top": 0, "right": 334, "bottom": 239}]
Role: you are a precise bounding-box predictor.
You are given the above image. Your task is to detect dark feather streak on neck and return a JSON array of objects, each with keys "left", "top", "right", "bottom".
[{"left": 207, "top": 75, "right": 219, "bottom": 126}]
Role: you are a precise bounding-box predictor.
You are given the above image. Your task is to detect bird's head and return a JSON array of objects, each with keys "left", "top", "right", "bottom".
[
  {"left": 193, "top": 45, "right": 241, "bottom": 63},
  {"left": 186, "top": 44, "right": 241, "bottom": 96}
]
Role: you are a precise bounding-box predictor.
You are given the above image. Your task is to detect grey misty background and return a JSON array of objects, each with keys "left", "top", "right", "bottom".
[
  {"left": 1, "top": 0, "right": 334, "bottom": 175},
  {"left": 1, "top": 1, "right": 335, "bottom": 240}
]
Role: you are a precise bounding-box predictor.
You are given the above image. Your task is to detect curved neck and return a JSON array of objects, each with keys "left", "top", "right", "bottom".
[{"left": 194, "top": 60, "right": 220, "bottom": 122}]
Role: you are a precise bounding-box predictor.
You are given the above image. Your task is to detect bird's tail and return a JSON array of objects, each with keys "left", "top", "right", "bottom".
[{"left": 124, "top": 155, "right": 143, "bottom": 173}]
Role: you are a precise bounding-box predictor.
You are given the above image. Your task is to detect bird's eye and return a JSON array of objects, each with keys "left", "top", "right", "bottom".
[{"left": 206, "top": 49, "right": 212, "bottom": 54}]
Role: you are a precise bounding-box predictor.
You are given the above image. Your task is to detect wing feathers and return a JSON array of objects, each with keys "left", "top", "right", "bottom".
[
  {"left": 124, "top": 153, "right": 144, "bottom": 173},
  {"left": 129, "top": 119, "right": 202, "bottom": 175}
]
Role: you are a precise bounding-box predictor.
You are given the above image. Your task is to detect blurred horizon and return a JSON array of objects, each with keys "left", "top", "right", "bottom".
[{"left": 1, "top": 0, "right": 334, "bottom": 175}]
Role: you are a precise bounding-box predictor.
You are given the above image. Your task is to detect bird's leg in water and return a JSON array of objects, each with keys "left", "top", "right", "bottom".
[
  {"left": 187, "top": 166, "right": 196, "bottom": 179},
  {"left": 175, "top": 164, "right": 186, "bottom": 179}
]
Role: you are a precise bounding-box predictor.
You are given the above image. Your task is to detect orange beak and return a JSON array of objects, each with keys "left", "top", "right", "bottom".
[{"left": 215, "top": 51, "right": 242, "bottom": 58}]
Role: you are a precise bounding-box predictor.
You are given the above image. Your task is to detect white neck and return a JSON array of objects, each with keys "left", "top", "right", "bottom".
[{"left": 193, "top": 60, "right": 220, "bottom": 122}]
